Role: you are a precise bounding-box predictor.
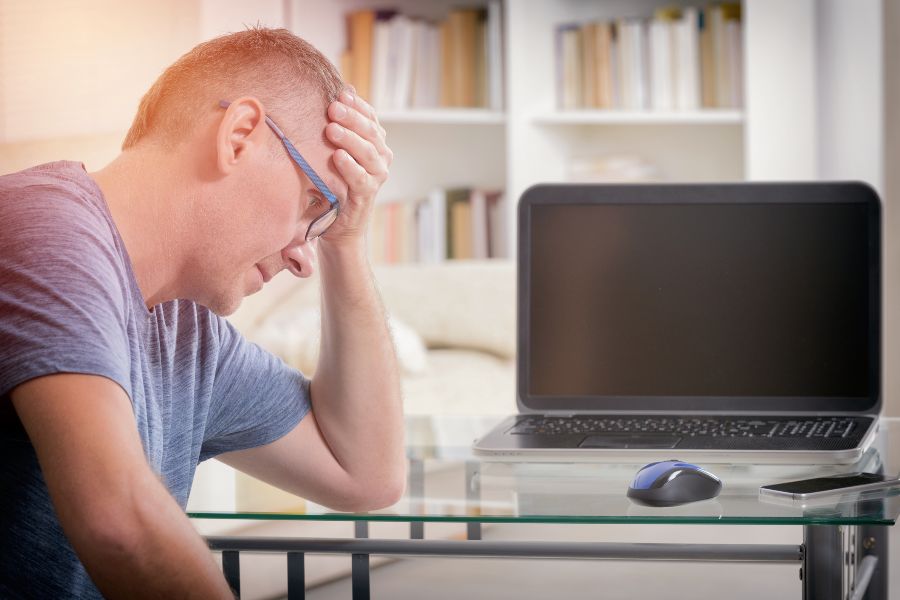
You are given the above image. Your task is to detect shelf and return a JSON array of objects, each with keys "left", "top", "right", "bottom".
[
  {"left": 378, "top": 109, "right": 506, "bottom": 125},
  {"left": 532, "top": 110, "right": 744, "bottom": 126}
]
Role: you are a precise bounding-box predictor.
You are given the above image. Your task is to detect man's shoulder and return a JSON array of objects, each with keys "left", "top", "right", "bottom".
[
  {"left": 0, "top": 161, "right": 123, "bottom": 259},
  {"left": 0, "top": 161, "right": 110, "bottom": 228}
]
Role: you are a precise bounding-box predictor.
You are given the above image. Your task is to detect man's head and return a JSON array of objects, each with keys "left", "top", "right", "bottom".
[{"left": 122, "top": 27, "right": 347, "bottom": 315}]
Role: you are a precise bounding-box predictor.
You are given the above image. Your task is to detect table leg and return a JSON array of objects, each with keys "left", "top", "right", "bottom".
[
  {"left": 802, "top": 522, "right": 888, "bottom": 600},
  {"left": 856, "top": 522, "right": 888, "bottom": 600},
  {"left": 287, "top": 552, "right": 305, "bottom": 600},
  {"left": 353, "top": 520, "right": 371, "bottom": 600},
  {"left": 410, "top": 458, "right": 425, "bottom": 540},
  {"left": 222, "top": 549, "right": 241, "bottom": 598},
  {"left": 466, "top": 461, "right": 481, "bottom": 541}
]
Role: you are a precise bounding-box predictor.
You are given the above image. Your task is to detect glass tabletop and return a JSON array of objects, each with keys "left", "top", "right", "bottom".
[{"left": 187, "top": 416, "right": 900, "bottom": 526}]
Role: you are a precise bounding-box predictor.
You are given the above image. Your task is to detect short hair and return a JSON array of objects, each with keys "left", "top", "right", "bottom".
[{"left": 122, "top": 27, "right": 344, "bottom": 150}]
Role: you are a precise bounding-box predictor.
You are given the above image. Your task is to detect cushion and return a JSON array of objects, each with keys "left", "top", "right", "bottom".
[
  {"left": 372, "top": 260, "right": 516, "bottom": 359},
  {"left": 250, "top": 307, "right": 428, "bottom": 377},
  {"left": 228, "top": 259, "right": 516, "bottom": 360}
]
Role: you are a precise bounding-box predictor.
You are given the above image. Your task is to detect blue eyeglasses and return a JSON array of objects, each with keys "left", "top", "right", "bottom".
[{"left": 219, "top": 100, "right": 340, "bottom": 241}]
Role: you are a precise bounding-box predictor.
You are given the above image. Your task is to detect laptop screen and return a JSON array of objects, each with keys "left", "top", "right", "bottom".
[{"left": 521, "top": 184, "right": 881, "bottom": 413}]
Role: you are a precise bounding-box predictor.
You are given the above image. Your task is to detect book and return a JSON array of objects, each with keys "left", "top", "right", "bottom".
[
  {"left": 724, "top": 5, "right": 744, "bottom": 109},
  {"left": 699, "top": 8, "right": 716, "bottom": 107},
  {"left": 675, "top": 7, "right": 701, "bottom": 110},
  {"left": 616, "top": 19, "right": 633, "bottom": 108},
  {"left": 558, "top": 24, "right": 582, "bottom": 109},
  {"left": 595, "top": 22, "right": 614, "bottom": 109},
  {"left": 445, "top": 187, "right": 472, "bottom": 259},
  {"left": 388, "top": 15, "right": 416, "bottom": 110},
  {"left": 487, "top": 1, "right": 504, "bottom": 110},
  {"left": 648, "top": 16, "right": 673, "bottom": 110},
  {"left": 346, "top": 10, "right": 375, "bottom": 100},
  {"left": 370, "top": 10, "right": 396, "bottom": 110},
  {"left": 426, "top": 187, "right": 447, "bottom": 262},
  {"left": 581, "top": 23, "right": 598, "bottom": 108}
]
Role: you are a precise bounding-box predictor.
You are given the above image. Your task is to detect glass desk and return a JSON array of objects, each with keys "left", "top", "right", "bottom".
[{"left": 189, "top": 415, "right": 900, "bottom": 600}]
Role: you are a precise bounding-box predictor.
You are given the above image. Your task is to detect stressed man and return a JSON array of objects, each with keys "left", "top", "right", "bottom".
[{"left": 0, "top": 28, "right": 404, "bottom": 599}]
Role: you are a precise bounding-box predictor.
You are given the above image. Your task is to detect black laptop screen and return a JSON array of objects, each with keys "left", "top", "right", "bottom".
[{"left": 524, "top": 187, "right": 880, "bottom": 412}]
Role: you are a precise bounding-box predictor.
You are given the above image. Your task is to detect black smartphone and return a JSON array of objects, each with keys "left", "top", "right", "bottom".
[{"left": 759, "top": 472, "right": 900, "bottom": 502}]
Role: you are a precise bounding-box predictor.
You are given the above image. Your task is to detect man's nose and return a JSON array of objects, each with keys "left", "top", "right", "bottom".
[{"left": 282, "top": 238, "right": 316, "bottom": 278}]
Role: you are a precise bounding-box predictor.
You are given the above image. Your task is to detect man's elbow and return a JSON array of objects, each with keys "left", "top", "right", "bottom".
[
  {"left": 69, "top": 499, "right": 148, "bottom": 566},
  {"left": 340, "top": 463, "right": 407, "bottom": 512}
]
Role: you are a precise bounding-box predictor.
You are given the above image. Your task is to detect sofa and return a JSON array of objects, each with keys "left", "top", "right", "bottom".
[{"left": 225, "top": 259, "right": 517, "bottom": 417}]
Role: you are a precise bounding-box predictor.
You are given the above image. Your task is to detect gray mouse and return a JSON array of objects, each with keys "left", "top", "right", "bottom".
[{"left": 627, "top": 460, "right": 723, "bottom": 507}]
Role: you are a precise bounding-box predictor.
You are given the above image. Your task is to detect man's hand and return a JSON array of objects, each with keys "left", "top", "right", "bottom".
[{"left": 321, "top": 88, "right": 393, "bottom": 244}]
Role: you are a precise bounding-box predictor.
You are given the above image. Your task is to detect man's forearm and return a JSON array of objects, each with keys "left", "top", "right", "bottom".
[
  {"left": 310, "top": 239, "right": 406, "bottom": 496},
  {"left": 69, "top": 470, "right": 233, "bottom": 599}
]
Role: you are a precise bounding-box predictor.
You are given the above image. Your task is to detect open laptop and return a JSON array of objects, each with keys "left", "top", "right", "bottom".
[{"left": 473, "top": 182, "right": 882, "bottom": 464}]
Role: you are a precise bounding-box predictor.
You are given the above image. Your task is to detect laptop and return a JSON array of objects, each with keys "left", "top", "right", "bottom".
[{"left": 473, "top": 182, "right": 882, "bottom": 464}]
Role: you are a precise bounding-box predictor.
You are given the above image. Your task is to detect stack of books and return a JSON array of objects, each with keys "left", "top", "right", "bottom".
[
  {"left": 556, "top": 3, "right": 742, "bottom": 111},
  {"left": 368, "top": 188, "right": 506, "bottom": 264},
  {"left": 342, "top": 3, "right": 503, "bottom": 111}
]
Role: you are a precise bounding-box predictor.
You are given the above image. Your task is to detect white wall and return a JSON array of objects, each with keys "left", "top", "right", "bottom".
[
  {"left": 744, "top": 0, "right": 817, "bottom": 180},
  {"left": 883, "top": 0, "right": 900, "bottom": 418},
  {"left": 816, "top": 0, "right": 884, "bottom": 193}
]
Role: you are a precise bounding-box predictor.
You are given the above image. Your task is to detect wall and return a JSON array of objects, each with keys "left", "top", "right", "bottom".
[{"left": 884, "top": 0, "right": 900, "bottom": 416}]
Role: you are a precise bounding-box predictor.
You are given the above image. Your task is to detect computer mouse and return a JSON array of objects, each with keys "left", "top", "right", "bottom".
[{"left": 627, "top": 460, "right": 723, "bottom": 507}]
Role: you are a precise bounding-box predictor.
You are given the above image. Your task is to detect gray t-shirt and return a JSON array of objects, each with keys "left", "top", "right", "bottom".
[{"left": 0, "top": 161, "right": 311, "bottom": 598}]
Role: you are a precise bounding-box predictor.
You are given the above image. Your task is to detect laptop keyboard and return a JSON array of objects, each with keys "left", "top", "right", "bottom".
[
  {"left": 507, "top": 415, "right": 875, "bottom": 451},
  {"left": 510, "top": 415, "right": 860, "bottom": 439}
]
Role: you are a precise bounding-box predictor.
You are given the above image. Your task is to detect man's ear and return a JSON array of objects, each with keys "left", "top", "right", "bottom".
[{"left": 216, "top": 97, "right": 268, "bottom": 175}]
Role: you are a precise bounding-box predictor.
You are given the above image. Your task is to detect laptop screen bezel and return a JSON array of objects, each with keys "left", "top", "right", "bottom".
[{"left": 517, "top": 182, "right": 882, "bottom": 415}]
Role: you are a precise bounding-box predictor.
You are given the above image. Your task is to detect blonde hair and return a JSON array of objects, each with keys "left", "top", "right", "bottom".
[{"left": 122, "top": 27, "right": 344, "bottom": 150}]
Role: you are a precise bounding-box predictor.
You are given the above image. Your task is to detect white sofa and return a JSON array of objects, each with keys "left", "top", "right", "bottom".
[{"left": 226, "top": 259, "right": 517, "bottom": 417}]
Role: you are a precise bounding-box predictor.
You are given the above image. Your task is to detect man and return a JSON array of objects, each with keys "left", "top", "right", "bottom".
[{"left": 0, "top": 28, "right": 404, "bottom": 599}]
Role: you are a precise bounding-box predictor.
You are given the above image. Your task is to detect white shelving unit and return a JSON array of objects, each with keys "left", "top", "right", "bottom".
[
  {"left": 531, "top": 110, "right": 744, "bottom": 126},
  {"left": 379, "top": 110, "right": 507, "bottom": 126},
  {"left": 287, "top": 0, "right": 883, "bottom": 261}
]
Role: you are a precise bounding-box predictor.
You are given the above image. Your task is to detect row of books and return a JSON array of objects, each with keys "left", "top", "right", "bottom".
[
  {"left": 369, "top": 189, "right": 506, "bottom": 264},
  {"left": 342, "top": 4, "right": 503, "bottom": 111},
  {"left": 557, "top": 3, "right": 743, "bottom": 111}
]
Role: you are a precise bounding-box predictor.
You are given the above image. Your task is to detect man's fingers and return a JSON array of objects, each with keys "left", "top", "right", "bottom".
[
  {"left": 341, "top": 89, "right": 381, "bottom": 129},
  {"left": 329, "top": 101, "right": 383, "bottom": 145},
  {"left": 328, "top": 101, "right": 389, "bottom": 159},
  {"left": 326, "top": 123, "right": 387, "bottom": 178},
  {"left": 334, "top": 149, "right": 372, "bottom": 191}
]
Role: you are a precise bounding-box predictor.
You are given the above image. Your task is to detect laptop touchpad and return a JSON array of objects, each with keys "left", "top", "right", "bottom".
[{"left": 579, "top": 434, "right": 681, "bottom": 449}]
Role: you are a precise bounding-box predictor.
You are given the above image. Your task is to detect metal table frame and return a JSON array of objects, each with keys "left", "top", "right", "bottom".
[{"left": 204, "top": 458, "right": 891, "bottom": 599}]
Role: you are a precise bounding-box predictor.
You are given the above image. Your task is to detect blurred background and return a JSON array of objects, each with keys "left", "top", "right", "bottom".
[{"left": 0, "top": 0, "right": 897, "bottom": 413}]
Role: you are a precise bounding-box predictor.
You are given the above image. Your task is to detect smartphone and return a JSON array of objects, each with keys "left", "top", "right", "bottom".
[{"left": 759, "top": 472, "right": 900, "bottom": 502}]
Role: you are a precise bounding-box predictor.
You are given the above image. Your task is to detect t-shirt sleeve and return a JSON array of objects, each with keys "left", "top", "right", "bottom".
[
  {"left": 200, "top": 316, "right": 312, "bottom": 461},
  {"left": 0, "top": 188, "right": 132, "bottom": 399}
]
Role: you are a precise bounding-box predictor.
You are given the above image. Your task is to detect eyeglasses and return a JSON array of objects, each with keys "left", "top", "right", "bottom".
[{"left": 218, "top": 100, "right": 340, "bottom": 241}]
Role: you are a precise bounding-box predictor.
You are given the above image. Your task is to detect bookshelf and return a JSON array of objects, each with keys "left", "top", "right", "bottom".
[{"left": 285, "top": 0, "right": 881, "bottom": 264}]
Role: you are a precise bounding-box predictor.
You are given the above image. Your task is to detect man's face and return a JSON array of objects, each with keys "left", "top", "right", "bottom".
[{"left": 200, "top": 113, "right": 346, "bottom": 316}]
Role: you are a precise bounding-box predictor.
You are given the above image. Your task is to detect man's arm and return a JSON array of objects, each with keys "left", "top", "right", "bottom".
[
  {"left": 11, "top": 374, "right": 234, "bottom": 599},
  {"left": 218, "top": 90, "right": 406, "bottom": 511}
]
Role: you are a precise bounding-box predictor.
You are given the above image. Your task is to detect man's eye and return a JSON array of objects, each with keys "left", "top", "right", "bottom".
[{"left": 308, "top": 196, "right": 323, "bottom": 208}]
